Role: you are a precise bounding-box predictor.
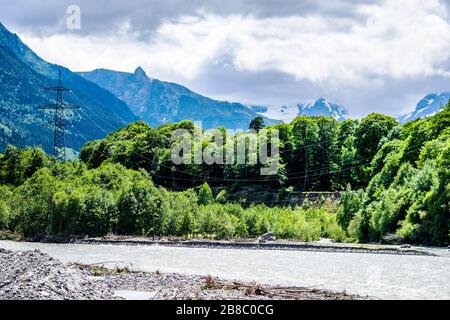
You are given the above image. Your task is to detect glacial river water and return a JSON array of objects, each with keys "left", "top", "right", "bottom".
[{"left": 0, "top": 240, "right": 449, "bottom": 300}]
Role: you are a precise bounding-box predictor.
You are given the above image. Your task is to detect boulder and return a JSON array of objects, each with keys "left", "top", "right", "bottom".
[
  {"left": 258, "top": 233, "right": 276, "bottom": 242},
  {"left": 382, "top": 233, "right": 403, "bottom": 245}
]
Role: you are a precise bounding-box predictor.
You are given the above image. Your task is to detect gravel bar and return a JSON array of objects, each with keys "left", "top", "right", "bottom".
[
  {"left": 73, "top": 237, "right": 433, "bottom": 256},
  {"left": 0, "top": 249, "right": 365, "bottom": 300}
]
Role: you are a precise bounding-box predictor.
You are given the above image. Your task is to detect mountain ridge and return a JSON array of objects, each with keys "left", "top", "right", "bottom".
[
  {"left": 398, "top": 92, "right": 450, "bottom": 123},
  {"left": 298, "top": 98, "right": 348, "bottom": 121},
  {"left": 78, "top": 67, "right": 281, "bottom": 130},
  {"left": 257, "top": 98, "right": 349, "bottom": 123}
]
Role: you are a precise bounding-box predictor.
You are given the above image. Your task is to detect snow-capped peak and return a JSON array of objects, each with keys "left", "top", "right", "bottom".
[
  {"left": 256, "top": 98, "right": 349, "bottom": 123},
  {"left": 398, "top": 92, "right": 450, "bottom": 123},
  {"left": 298, "top": 98, "right": 348, "bottom": 121}
]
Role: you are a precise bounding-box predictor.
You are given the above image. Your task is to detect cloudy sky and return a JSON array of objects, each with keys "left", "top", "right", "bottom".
[{"left": 1, "top": 0, "right": 450, "bottom": 118}]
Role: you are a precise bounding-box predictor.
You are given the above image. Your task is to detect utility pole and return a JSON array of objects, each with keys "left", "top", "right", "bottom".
[{"left": 39, "top": 69, "right": 80, "bottom": 161}]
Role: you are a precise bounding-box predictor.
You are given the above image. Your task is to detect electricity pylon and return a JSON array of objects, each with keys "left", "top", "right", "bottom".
[{"left": 39, "top": 69, "right": 80, "bottom": 161}]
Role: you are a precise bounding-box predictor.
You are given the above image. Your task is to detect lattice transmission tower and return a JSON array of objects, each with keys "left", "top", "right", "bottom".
[{"left": 39, "top": 69, "right": 80, "bottom": 161}]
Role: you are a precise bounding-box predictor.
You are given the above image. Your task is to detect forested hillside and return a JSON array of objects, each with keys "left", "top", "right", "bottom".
[
  {"left": 338, "top": 101, "right": 450, "bottom": 244},
  {"left": 0, "top": 22, "right": 138, "bottom": 153},
  {"left": 0, "top": 102, "right": 449, "bottom": 245}
]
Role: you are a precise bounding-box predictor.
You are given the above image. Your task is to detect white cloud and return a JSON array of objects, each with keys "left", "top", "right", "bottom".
[
  {"left": 150, "top": 0, "right": 450, "bottom": 84},
  {"left": 17, "top": 0, "right": 450, "bottom": 116}
]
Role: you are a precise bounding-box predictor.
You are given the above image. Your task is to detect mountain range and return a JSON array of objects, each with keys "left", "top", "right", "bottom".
[
  {"left": 258, "top": 98, "right": 349, "bottom": 123},
  {"left": 398, "top": 93, "right": 450, "bottom": 123},
  {"left": 77, "top": 67, "right": 279, "bottom": 130},
  {"left": 260, "top": 94, "right": 450, "bottom": 125},
  {"left": 298, "top": 98, "right": 348, "bottom": 121}
]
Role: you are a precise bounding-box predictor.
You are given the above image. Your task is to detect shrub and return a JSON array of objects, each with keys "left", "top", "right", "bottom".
[
  {"left": 198, "top": 182, "right": 214, "bottom": 205},
  {"left": 118, "top": 181, "right": 166, "bottom": 236},
  {"left": 348, "top": 210, "right": 371, "bottom": 243},
  {"left": 78, "top": 188, "right": 117, "bottom": 237},
  {"left": 13, "top": 168, "right": 58, "bottom": 237},
  {"left": 0, "top": 200, "right": 9, "bottom": 230},
  {"left": 337, "top": 187, "right": 363, "bottom": 231},
  {"left": 216, "top": 189, "right": 227, "bottom": 204},
  {"left": 165, "top": 189, "right": 199, "bottom": 236}
]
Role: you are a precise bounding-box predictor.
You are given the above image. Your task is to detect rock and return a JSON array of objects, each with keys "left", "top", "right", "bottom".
[
  {"left": 382, "top": 233, "right": 404, "bottom": 245},
  {"left": 258, "top": 233, "right": 276, "bottom": 242},
  {"left": 0, "top": 249, "right": 117, "bottom": 300},
  {"left": 400, "top": 244, "right": 411, "bottom": 249}
]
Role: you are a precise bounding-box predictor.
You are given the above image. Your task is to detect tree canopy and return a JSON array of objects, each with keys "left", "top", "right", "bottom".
[
  {"left": 249, "top": 116, "right": 266, "bottom": 132},
  {"left": 1, "top": 101, "right": 449, "bottom": 245}
]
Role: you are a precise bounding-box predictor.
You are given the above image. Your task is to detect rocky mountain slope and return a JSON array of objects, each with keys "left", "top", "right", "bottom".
[{"left": 78, "top": 67, "right": 279, "bottom": 130}]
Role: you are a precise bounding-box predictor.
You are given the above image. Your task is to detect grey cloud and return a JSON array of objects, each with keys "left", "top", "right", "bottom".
[
  {"left": 346, "top": 76, "right": 450, "bottom": 117},
  {"left": 185, "top": 59, "right": 450, "bottom": 118},
  {"left": 178, "top": 50, "right": 450, "bottom": 117},
  {"left": 0, "top": 0, "right": 382, "bottom": 38}
]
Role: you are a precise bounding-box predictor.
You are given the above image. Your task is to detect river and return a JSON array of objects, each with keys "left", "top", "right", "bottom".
[{"left": 0, "top": 240, "right": 448, "bottom": 300}]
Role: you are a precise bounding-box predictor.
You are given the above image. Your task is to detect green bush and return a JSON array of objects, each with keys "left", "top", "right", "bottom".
[
  {"left": 118, "top": 180, "right": 166, "bottom": 236},
  {"left": 216, "top": 189, "right": 227, "bottom": 204},
  {"left": 198, "top": 182, "right": 214, "bottom": 205},
  {"left": 78, "top": 188, "right": 117, "bottom": 237},
  {"left": 12, "top": 168, "right": 58, "bottom": 237},
  {"left": 165, "top": 189, "right": 199, "bottom": 236},
  {"left": 337, "top": 187, "right": 363, "bottom": 231},
  {"left": 0, "top": 200, "right": 9, "bottom": 230}
]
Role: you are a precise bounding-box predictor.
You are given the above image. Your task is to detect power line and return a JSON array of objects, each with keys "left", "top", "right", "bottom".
[
  {"left": 78, "top": 103, "right": 428, "bottom": 183},
  {"left": 43, "top": 85, "right": 408, "bottom": 183},
  {"left": 39, "top": 69, "right": 80, "bottom": 161}
]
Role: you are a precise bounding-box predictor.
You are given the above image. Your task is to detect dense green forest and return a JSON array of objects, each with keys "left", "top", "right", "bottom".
[{"left": 0, "top": 101, "right": 449, "bottom": 245}]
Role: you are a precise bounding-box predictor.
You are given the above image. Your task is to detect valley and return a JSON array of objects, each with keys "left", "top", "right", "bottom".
[{"left": 1, "top": 0, "right": 450, "bottom": 303}]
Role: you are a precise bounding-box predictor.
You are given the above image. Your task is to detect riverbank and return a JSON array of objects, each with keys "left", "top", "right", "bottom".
[
  {"left": 1, "top": 240, "right": 448, "bottom": 299},
  {"left": 36, "top": 235, "right": 436, "bottom": 256},
  {"left": 0, "top": 249, "right": 362, "bottom": 300}
]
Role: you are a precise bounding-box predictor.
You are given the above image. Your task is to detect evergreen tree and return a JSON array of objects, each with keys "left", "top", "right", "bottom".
[{"left": 249, "top": 117, "right": 265, "bottom": 132}]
